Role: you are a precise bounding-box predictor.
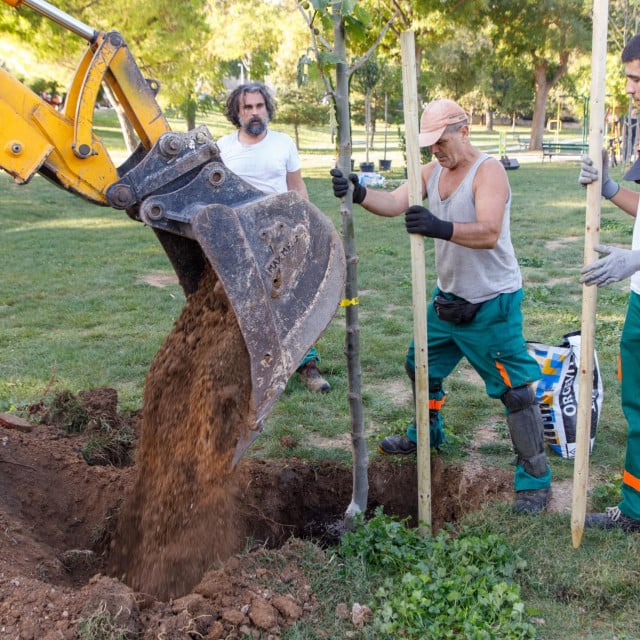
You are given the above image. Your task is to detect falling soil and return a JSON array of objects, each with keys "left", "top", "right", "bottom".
[{"left": 110, "top": 265, "right": 253, "bottom": 599}]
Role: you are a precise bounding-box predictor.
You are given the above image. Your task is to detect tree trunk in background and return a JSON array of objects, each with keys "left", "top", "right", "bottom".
[
  {"left": 530, "top": 67, "right": 552, "bottom": 150},
  {"left": 103, "top": 83, "right": 138, "bottom": 153},
  {"left": 529, "top": 54, "right": 568, "bottom": 150},
  {"left": 365, "top": 90, "right": 372, "bottom": 162},
  {"left": 485, "top": 108, "right": 494, "bottom": 132}
]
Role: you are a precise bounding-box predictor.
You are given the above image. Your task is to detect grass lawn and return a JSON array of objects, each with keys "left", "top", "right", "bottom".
[{"left": 2, "top": 109, "right": 639, "bottom": 639}]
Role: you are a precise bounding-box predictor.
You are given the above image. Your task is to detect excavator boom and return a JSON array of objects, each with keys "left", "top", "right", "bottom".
[{"left": 1, "top": 0, "right": 345, "bottom": 464}]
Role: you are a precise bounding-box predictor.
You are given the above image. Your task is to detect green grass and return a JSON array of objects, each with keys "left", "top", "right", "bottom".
[{"left": 1, "top": 109, "right": 638, "bottom": 638}]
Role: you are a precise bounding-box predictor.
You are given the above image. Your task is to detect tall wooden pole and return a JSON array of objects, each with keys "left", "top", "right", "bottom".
[
  {"left": 400, "top": 31, "right": 431, "bottom": 532},
  {"left": 572, "top": 0, "right": 609, "bottom": 548}
]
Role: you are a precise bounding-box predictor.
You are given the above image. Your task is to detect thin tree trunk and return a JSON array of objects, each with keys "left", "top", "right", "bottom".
[
  {"left": 370, "top": 117, "right": 376, "bottom": 153},
  {"left": 365, "top": 91, "right": 371, "bottom": 162},
  {"left": 333, "top": 8, "right": 368, "bottom": 528}
]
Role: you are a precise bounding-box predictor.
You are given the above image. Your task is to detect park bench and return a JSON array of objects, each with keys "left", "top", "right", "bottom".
[{"left": 541, "top": 141, "right": 589, "bottom": 161}]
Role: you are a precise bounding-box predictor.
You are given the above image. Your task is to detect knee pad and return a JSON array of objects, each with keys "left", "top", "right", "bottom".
[
  {"left": 501, "top": 385, "right": 548, "bottom": 478},
  {"left": 501, "top": 385, "right": 536, "bottom": 412}
]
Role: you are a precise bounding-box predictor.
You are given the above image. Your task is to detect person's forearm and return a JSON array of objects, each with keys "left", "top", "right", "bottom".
[
  {"left": 609, "top": 186, "right": 640, "bottom": 217},
  {"left": 449, "top": 221, "right": 500, "bottom": 249},
  {"left": 287, "top": 171, "right": 309, "bottom": 201},
  {"left": 360, "top": 188, "right": 408, "bottom": 218}
]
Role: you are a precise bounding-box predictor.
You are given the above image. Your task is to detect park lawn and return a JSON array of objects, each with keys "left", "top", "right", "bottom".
[{"left": 1, "top": 110, "right": 639, "bottom": 639}]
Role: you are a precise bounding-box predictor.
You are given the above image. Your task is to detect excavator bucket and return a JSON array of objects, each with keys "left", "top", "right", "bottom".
[
  {"left": 107, "top": 128, "right": 346, "bottom": 463},
  {"left": 193, "top": 193, "right": 344, "bottom": 455}
]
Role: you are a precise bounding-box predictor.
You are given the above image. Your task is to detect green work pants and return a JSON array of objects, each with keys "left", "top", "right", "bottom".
[
  {"left": 406, "top": 288, "right": 551, "bottom": 492},
  {"left": 299, "top": 347, "right": 320, "bottom": 369},
  {"left": 619, "top": 291, "right": 640, "bottom": 520}
]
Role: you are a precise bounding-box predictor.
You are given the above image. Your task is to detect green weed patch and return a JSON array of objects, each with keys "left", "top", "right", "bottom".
[{"left": 340, "top": 509, "right": 535, "bottom": 639}]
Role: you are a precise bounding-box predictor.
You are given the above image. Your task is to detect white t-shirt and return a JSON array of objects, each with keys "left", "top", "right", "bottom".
[
  {"left": 215, "top": 129, "right": 301, "bottom": 195},
  {"left": 630, "top": 198, "right": 640, "bottom": 295}
]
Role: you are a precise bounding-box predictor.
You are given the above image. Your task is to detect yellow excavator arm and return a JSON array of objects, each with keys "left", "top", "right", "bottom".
[
  {"left": 1, "top": 0, "right": 169, "bottom": 203},
  {"left": 1, "top": 0, "right": 345, "bottom": 465}
]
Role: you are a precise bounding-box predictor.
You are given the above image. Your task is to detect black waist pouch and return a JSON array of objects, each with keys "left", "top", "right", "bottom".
[{"left": 433, "top": 293, "right": 483, "bottom": 324}]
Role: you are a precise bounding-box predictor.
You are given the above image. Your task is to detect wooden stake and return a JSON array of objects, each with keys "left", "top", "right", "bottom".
[
  {"left": 572, "top": 0, "right": 609, "bottom": 549},
  {"left": 400, "top": 31, "right": 431, "bottom": 533}
]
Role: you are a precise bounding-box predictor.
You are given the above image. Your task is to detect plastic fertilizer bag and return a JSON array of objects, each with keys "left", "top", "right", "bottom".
[{"left": 527, "top": 331, "right": 603, "bottom": 459}]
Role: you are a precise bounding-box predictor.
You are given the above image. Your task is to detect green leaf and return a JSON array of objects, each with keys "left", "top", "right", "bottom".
[{"left": 341, "top": 0, "right": 358, "bottom": 16}]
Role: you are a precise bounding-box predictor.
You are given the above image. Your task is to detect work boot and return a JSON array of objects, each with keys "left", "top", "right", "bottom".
[
  {"left": 378, "top": 434, "right": 417, "bottom": 455},
  {"left": 585, "top": 506, "right": 640, "bottom": 532},
  {"left": 512, "top": 487, "right": 551, "bottom": 514},
  {"left": 298, "top": 360, "right": 330, "bottom": 393}
]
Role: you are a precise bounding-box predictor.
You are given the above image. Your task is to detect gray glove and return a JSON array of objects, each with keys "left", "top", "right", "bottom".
[
  {"left": 580, "top": 244, "right": 640, "bottom": 286},
  {"left": 578, "top": 152, "right": 620, "bottom": 199}
]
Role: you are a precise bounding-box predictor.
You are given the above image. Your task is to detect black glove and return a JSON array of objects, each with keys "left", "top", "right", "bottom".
[
  {"left": 330, "top": 168, "right": 367, "bottom": 204},
  {"left": 405, "top": 205, "right": 453, "bottom": 240}
]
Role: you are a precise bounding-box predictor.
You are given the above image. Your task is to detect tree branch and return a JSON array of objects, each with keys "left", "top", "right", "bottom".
[{"left": 348, "top": 10, "right": 399, "bottom": 75}]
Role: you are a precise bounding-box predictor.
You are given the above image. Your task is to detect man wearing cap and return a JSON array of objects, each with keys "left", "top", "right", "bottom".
[
  {"left": 578, "top": 34, "right": 640, "bottom": 532},
  {"left": 330, "top": 97, "right": 552, "bottom": 514}
]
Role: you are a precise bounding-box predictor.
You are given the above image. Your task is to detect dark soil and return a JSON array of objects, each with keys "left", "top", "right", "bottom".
[{"left": 0, "top": 266, "right": 515, "bottom": 638}]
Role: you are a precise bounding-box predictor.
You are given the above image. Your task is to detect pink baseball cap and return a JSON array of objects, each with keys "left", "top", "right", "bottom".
[{"left": 419, "top": 99, "right": 468, "bottom": 147}]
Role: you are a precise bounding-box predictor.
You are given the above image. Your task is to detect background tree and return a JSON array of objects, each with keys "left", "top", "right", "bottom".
[
  {"left": 276, "top": 85, "right": 330, "bottom": 147},
  {"left": 370, "top": 61, "right": 403, "bottom": 164},
  {"left": 609, "top": 0, "right": 640, "bottom": 51},
  {"left": 422, "top": 29, "right": 488, "bottom": 105},
  {"left": 0, "top": 0, "right": 213, "bottom": 134},
  {"left": 492, "top": 60, "right": 536, "bottom": 126},
  {"left": 205, "top": 0, "right": 289, "bottom": 91},
  {"left": 486, "top": 0, "right": 591, "bottom": 150},
  {"left": 352, "top": 55, "right": 380, "bottom": 163},
  {"left": 107, "top": 0, "right": 212, "bottom": 131}
]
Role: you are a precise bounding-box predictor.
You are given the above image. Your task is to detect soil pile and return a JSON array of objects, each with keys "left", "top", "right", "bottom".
[{"left": 110, "top": 265, "right": 254, "bottom": 599}]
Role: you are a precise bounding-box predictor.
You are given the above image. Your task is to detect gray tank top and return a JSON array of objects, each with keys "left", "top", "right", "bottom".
[{"left": 426, "top": 153, "right": 522, "bottom": 304}]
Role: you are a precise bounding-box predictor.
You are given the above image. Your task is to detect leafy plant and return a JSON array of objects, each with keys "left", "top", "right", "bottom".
[
  {"left": 590, "top": 474, "right": 624, "bottom": 512},
  {"left": 340, "top": 507, "right": 430, "bottom": 571},
  {"left": 519, "top": 255, "right": 544, "bottom": 268},
  {"left": 339, "top": 508, "right": 535, "bottom": 639}
]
